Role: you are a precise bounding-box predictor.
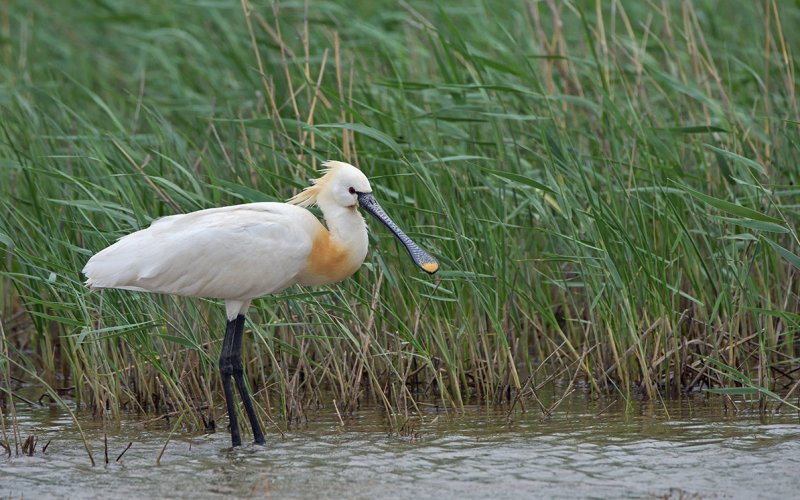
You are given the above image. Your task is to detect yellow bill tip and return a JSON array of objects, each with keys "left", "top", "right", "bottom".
[{"left": 422, "top": 261, "right": 439, "bottom": 274}]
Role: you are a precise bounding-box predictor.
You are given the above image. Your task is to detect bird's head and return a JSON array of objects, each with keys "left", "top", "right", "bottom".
[
  {"left": 288, "top": 161, "right": 369, "bottom": 210},
  {"left": 327, "top": 161, "right": 373, "bottom": 209},
  {"left": 289, "top": 161, "right": 439, "bottom": 275}
]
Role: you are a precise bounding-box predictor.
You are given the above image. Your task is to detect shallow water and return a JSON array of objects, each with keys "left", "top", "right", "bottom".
[{"left": 2, "top": 396, "right": 799, "bottom": 499}]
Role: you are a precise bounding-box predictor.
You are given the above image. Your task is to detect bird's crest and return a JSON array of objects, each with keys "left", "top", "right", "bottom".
[{"left": 288, "top": 161, "right": 349, "bottom": 207}]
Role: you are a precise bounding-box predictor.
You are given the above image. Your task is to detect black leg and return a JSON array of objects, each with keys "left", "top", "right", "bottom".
[
  {"left": 219, "top": 318, "right": 241, "bottom": 447},
  {"left": 231, "top": 315, "right": 266, "bottom": 445},
  {"left": 218, "top": 315, "right": 265, "bottom": 446}
]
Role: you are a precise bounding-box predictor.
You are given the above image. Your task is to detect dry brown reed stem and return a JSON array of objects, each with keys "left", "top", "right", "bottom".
[
  {"left": 116, "top": 442, "right": 132, "bottom": 462},
  {"left": 112, "top": 140, "right": 181, "bottom": 213},
  {"left": 156, "top": 412, "right": 184, "bottom": 465}
]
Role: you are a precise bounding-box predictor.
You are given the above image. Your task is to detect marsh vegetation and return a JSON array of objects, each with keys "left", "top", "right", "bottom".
[{"left": 1, "top": 0, "right": 799, "bottom": 444}]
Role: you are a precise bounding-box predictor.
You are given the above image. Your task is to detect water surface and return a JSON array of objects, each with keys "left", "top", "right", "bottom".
[{"left": 3, "top": 397, "right": 799, "bottom": 499}]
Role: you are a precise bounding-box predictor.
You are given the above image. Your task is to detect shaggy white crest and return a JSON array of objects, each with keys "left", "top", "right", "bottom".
[{"left": 288, "top": 161, "right": 372, "bottom": 209}]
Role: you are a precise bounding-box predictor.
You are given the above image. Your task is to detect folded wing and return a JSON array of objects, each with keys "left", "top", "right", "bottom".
[{"left": 83, "top": 203, "right": 318, "bottom": 300}]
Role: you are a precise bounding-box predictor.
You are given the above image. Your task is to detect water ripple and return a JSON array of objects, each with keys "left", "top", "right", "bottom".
[{"left": 3, "top": 399, "right": 800, "bottom": 499}]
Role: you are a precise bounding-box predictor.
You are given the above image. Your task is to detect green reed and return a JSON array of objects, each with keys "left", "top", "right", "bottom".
[{"left": 1, "top": 1, "right": 799, "bottom": 433}]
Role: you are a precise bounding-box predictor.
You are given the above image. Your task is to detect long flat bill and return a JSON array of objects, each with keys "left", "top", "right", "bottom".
[{"left": 357, "top": 192, "right": 439, "bottom": 274}]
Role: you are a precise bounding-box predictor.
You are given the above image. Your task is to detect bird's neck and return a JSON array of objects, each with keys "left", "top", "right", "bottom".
[{"left": 319, "top": 202, "right": 369, "bottom": 262}]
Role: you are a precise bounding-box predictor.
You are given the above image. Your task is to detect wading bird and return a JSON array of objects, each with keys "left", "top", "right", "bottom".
[{"left": 83, "top": 161, "right": 439, "bottom": 447}]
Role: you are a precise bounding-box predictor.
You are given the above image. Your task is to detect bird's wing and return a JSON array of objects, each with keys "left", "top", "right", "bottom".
[{"left": 83, "top": 203, "right": 320, "bottom": 300}]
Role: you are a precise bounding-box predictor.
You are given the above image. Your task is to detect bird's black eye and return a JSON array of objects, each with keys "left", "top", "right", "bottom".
[{"left": 348, "top": 187, "right": 356, "bottom": 194}]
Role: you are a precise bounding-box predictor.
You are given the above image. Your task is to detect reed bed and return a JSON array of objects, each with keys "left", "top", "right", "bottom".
[{"left": 1, "top": 0, "right": 799, "bottom": 433}]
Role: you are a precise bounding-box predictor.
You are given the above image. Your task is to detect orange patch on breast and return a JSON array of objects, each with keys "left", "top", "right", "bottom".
[{"left": 304, "top": 228, "right": 358, "bottom": 284}]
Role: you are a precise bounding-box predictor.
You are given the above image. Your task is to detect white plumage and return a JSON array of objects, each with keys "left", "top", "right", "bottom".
[{"left": 84, "top": 203, "right": 322, "bottom": 318}]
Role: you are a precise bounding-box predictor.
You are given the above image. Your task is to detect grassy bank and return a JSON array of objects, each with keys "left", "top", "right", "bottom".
[{"left": 2, "top": 0, "right": 800, "bottom": 431}]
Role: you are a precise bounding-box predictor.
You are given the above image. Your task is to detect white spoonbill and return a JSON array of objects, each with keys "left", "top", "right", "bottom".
[{"left": 83, "top": 161, "right": 439, "bottom": 447}]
